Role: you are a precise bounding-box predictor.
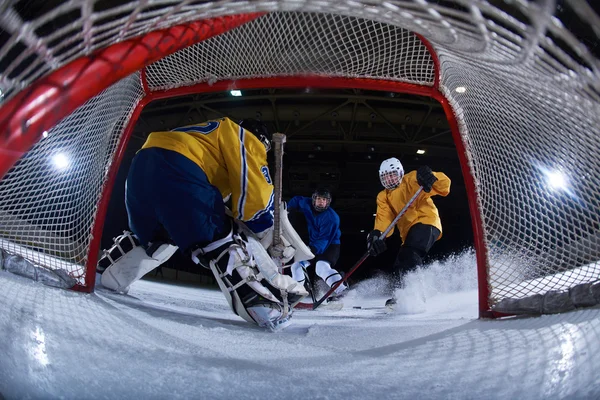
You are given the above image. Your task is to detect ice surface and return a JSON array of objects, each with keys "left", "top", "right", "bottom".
[{"left": 1, "top": 249, "right": 599, "bottom": 399}]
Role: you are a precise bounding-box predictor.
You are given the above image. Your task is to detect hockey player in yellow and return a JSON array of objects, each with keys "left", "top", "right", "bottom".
[
  {"left": 100, "top": 117, "right": 307, "bottom": 331},
  {"left": 366, "top": 157, "right": 451, "bottom": 305}
]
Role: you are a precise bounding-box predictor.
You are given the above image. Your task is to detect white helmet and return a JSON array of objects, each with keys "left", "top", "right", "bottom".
[{"left": 379, "top": 157, "right": 404, "bottom": 190}]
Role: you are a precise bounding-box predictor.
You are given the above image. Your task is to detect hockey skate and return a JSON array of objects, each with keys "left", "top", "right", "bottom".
[
  {"left": 325, "top": 281, "right": 349, "bottom": 303},
  {"left": 385, "top": 297, "right": 397, "bottom": 308},
  {"left": 325, "top": 270, "right": 349, "bottom": 299}
]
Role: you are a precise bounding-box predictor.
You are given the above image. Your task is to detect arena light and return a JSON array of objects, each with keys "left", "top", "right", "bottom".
[
  {"left": 52, "top": 153, "right": 70, "bottom": 170},
  {"left": 544, "top": 169, "right": 568, "bottom": 191},
  {"left": 417, "top": 149, "right": 426, "bottom": 154},
  {"left": 230, "top": 90, "right": 242, "bottom": 96},
  {"left": 537, "top": 165, "right": 574, "bottom": 197},
  {"left": 455, "top": 86, "right": 466, "bottom": 93}
]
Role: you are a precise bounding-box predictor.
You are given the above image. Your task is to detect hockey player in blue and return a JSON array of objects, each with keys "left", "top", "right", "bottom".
[
  {"left": 99, "top": 118, "right": 307, "bottom": 331},
  {"left": 287, "top": 188, "right": 348, "bottom": 297}
]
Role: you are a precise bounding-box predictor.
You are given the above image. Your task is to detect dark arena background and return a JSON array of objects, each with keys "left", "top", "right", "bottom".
[{"left": 100, "top": 88, "right": 472, "bottom": 284}]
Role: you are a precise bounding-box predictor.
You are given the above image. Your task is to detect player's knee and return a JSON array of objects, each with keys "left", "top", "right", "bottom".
[{"left": 400, "top": 247, "right": 424, "bottom": 267}]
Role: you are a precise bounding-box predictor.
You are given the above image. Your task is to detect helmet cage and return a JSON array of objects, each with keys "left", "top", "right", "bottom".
[
  {"left": 312, "top": 192, "right": 331, "bottom": 212},
  {"left": 380, "top": 170, "right": 402, "bottom": 190},
  {"left": 239, "top": 119, "right": 272, "bottom": 152},
  {"left": 259, "top": 135, "right": 271, "bottom": 152}
]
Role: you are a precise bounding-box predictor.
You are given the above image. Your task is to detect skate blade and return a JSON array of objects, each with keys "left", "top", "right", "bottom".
[{"left": 247, "top": 306, "right": 292, "bottom": 332}]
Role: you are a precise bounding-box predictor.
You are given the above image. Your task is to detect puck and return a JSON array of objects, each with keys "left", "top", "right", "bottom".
[{"left": 353, "top": 306, "right": 362, "bottom": 309}]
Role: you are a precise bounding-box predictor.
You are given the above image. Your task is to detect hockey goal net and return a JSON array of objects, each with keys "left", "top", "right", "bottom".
[{"left": 0, "top": 2, "right": 598, "bottom": 317}]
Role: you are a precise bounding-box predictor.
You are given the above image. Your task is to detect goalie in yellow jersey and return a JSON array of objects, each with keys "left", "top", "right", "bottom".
[{"left": 100, "top": 117, "right": 308, "bottom": 331}]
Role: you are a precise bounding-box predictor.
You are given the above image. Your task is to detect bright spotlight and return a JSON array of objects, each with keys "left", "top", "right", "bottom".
[
  {"left": 455, "top": 86, "right": 466, "bottom": 93},
  {"left": 52, "top": 153, "right": 70, "bottom": 170},
  {"left": 545, "top": 170, "right": 567, "bottom": 190},
  {"left": 537, "top": 165, "right": 573, "bottom": 196},
  {"left": 230, "top": 90, "right": 242, "bottom": 97},
  {"left": 416, "top": 149, "right": 426, "bottom": 155}
]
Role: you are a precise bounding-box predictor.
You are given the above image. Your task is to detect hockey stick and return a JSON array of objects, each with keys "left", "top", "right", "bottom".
[
  {"left": 270, "top": 133, "right": 286, "bottom": 271},
  {"left": 312, "top": 186, "right": 424, "bottom": 310},
  {"left": 304, "top": 264, "right": 318, "bottom": 304}
]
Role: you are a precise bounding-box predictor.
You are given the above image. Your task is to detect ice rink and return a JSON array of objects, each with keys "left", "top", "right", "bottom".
[{"left": 1, "top": 250, "right": 599, "bottom": 399}]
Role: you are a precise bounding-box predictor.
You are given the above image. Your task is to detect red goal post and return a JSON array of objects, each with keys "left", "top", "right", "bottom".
[{"left": 0, "top": 4, "right": 598, "bottom": 318}]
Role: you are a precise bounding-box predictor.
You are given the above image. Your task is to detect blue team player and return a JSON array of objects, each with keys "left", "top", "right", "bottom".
[
  {"left": 287, "top": 188, "right": 348, "bottom": 297},
  {"left": 99, "top": 117, "right": 307, "bottom": 330}
]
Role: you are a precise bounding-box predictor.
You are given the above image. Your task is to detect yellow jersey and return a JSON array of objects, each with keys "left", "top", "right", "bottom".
[
  {"left": 141, "top": 117, "right": 274, "bottom": 232},
  {"left": 374, "top": 170, "right": 451, "bottom": 242}
]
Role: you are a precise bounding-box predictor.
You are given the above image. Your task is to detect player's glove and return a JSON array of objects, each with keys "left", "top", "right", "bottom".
[
  {"left": 367, "top": 230, "right": 387, "bottom": 256},
  {"left": 416, "top": 165, "right": 438, "bottom": 193}
]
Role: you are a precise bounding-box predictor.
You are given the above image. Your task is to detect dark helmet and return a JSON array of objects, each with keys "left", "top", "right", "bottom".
[
  {"left": 239, "top": 119, "right": 272, "bottom": 151},
  {"left": 312, "top": 187, "right": 332, "bottom": 212}
]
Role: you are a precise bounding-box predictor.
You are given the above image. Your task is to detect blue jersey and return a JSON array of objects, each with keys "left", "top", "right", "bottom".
[{"left": 287, "top": 196, "right": 341, "bottom": 255}]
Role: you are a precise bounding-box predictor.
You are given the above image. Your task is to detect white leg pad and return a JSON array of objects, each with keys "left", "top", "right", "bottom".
[
  {"left": 209, "top": 244, "right": 300, "bottom": 331},
  {"left": 209, "top": 258, "right": 257, "bottom": 325},
  {"left": 281, "top": 207, "right": 315, "bottom": 263},
  {"left": 101, "top": 244, "right": 178, "bottom": 293},
  {"left": 245, "top": 237, "right": 308, "bottom": 301}
]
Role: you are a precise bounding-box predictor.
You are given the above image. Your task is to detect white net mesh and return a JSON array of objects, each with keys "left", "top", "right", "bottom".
[
  {"left": 145, "top": 12, "right": 434, "bottom": 90},
  {"left": 441, "top": 55, "right": 600, "bottom": 303},
  {"left": 0, "top": 74, "right": 144, "bottom": 281},
  {"left": 0, "top": 1, "right": 598, "bottom": 312}
]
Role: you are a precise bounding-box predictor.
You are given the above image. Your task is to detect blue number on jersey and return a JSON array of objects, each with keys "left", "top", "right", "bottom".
[
  {"left": 261, "top": 166, "right": 272, "bottom": 184},
  {"left": 172, "top": 121, "right": 220, "bottom": 135}
]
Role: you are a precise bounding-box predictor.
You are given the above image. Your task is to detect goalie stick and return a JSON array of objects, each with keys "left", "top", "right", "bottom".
[
  {"left": 270, "top": 133, "right": 286, "bottom": 271},
  {"left": 312, "top": 186, "right": 425, "bottom": 310}
]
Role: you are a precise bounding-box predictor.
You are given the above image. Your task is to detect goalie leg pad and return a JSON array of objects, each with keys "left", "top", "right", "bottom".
[
  {"left": 204, "top": 231, "right": 308, "bottom": 330},
  {"left": 280, "top": 207, "right": 314, "bottom": 263},
  {"left": 244, "top": 236, "right": 308, "bottom": 304},
  {"left": 210, "top": 257, "right": 292, "bottom": 332},
  {"left": 100, "top": 231, "right": 178, "bottom": 293}
]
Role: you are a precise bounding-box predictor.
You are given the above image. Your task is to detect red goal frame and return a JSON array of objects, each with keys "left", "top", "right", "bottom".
[{"left": 0, "top": 15, "right": 490, "bottom": 316}]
